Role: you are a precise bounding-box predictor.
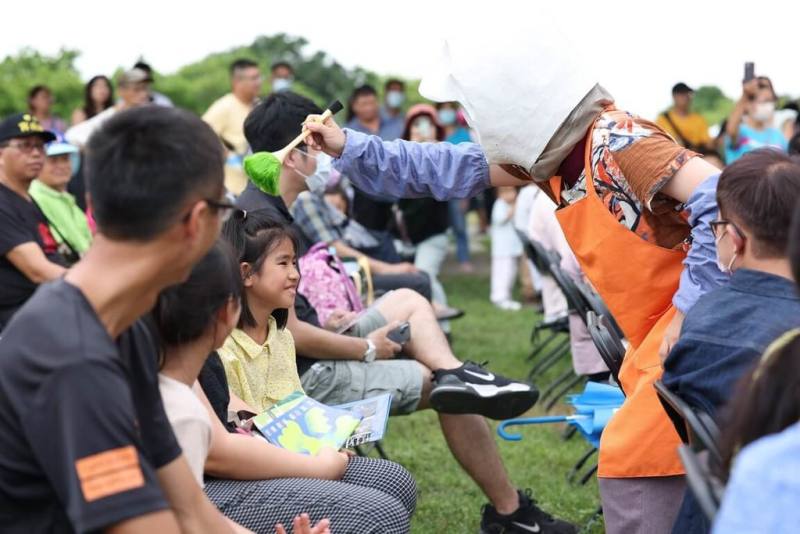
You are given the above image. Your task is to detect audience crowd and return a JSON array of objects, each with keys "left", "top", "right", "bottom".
[{"left": 0, "top": 50, "right": 799, "bottom": 534}]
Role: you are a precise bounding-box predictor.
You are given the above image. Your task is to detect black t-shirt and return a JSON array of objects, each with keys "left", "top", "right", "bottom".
[
  {"left": 0, "top": 280, "right": 181, "bottom": 533},
  {"left": 0, "top": 183, "right": 64, "bottom": 326},
  {"left": 236, "top": 184, "right": 320, "bottom": 374},
  {"left": 398, "top": 198, "right": 450, "bottom": 244},
  {"left": 352, "top": 190, "right": 393, "bottom": 231}
]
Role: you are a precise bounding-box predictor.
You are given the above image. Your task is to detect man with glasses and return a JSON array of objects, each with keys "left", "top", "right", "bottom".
[
  {"left": 662, "top": 148, "right": 800, "bottom": 532},
  {"left": 0, "top": 113, "right": 65, "bottom": 329},
  {"left": 203, "top": 58, "right": 263, "bottom": 195}
]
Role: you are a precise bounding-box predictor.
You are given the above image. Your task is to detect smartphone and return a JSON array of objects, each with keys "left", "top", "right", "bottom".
[
  {"left": 744, "top": 62, "right": 755, "bottom": 83},
  {"left": 387, "top": 322, "right": 411, "bottom": 345}
]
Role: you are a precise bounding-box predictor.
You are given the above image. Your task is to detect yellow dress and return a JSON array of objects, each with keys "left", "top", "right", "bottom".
[{"left": 218, "top": 316, "right": 304, "bottom": 413}]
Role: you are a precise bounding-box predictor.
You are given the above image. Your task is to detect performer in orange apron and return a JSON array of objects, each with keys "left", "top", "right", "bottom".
[{"left": 303, "top": 18, "right": 727, "bottom": 533}]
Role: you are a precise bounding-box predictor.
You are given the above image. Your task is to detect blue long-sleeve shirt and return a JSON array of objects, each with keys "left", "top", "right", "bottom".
[{"left": 333, "top": 128, "right": 722, "bottom": 312}]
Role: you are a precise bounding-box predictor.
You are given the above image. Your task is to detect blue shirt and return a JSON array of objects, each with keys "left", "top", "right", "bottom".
[
  {"left": 333, "top": 128, "right": 721, "bottom": 315},
  {"left": 724, "top": 123, "right": 788, "bottom": 164},
  {"left": 663, "top": 269, "right": 800, "bottom": 416},
  {"left": 713, "top": 421, "right": 800, "bottom": 533},
  {"left": 346, "top": 110, "right": 404, "bottom": 142}
]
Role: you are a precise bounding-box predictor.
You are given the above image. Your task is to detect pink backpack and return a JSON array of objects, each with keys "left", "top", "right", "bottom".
[{"left": 298, "top": 243, "right": 364, "bottom": 326}]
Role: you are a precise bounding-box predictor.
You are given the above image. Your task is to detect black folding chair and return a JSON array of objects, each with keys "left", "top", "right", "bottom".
[
  {"left": 678, "top": 445, "right": 725, "bottom": 522},
  {"left": 653, "top": 380, "right": 722, "bottom": 466},
  {"left": 574, "top": 278, "right": 624, "bottom": 341},
  {"left": 586, "top": 312, "right": 625, "bottom": 389}
]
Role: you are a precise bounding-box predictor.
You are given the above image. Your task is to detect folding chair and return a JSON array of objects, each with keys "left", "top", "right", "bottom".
[
  {"left": 653, "top": 380, "right": 722, "bottom": 466},
  {"left": 678, "top": 445, "right": 725, "bottom": 522},
  {"left": 586, "top": 312, "right": 625, "bottom": 389}
]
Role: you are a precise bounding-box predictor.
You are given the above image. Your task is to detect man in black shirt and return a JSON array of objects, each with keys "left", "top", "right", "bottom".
[
  {"left": 0, "top": 107, "right": 237, "bottom": 533},
  {"left": 0, "top": 113, "right": 66, "bottom": 328}
]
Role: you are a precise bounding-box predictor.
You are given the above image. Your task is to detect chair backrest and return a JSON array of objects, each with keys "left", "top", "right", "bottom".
[
  {"left": 678, "top": 445, "right": 723, "bottom": 522},
  {"left": 574, "top": 279, "right": 625, "bottom": 340},
  {"left": 653, "top": 380, "right": 722, "bottom": 465},
  {"left": 545, "top": 256, "right": 587, "bottom": 318},
  {"left": 587, "top": 312, "right": 625, "bottom": 388},
  {"left": 516, "top": 229, "right": 551, "bottom": 273}
]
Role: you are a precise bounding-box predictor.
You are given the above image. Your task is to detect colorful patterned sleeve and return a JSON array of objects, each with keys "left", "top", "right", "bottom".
[{"left": 608, "top": 115, "right": 700, "bottom": 210}]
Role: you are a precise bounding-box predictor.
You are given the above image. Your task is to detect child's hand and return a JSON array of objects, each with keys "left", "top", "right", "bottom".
[
  {"left": 276, "top": 514, "right": 331, "bottom": 534},
  {"left": 315, "top": 447, "right": 349, "bottom": 480}
]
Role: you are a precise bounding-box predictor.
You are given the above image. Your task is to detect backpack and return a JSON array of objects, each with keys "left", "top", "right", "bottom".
[{"left": 297, "top": 243, "right": 364, "bottom": 326}]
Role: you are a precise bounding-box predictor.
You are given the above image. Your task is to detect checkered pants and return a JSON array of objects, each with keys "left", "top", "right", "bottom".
[{"left": 204, "top": 456, "right": 416, "bottom": 533}]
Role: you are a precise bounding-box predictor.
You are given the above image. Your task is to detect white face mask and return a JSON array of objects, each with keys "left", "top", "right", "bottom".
[
  {"left": 385, "top": 90, "right": 405, "bottom": 109},
  {"left": 272, "top": 78, "right": 293, "bottom": 93},
  {"left": 412, "top": 117, "right": 435, "bottom": 141},
  {"left": 752, "top": 101, "right": 775, "bottom": 123},
  {"left": 715, "top": 229, "right": 737, "bottom": 274},
  {"left": 294, "top": 150, "right": 332, "bottom": 195}
]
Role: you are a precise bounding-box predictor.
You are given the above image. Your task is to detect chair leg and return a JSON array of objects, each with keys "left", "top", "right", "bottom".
[
  {"left": 527, "top": 329, "right": 560, "bottom": 362},
  {"left": 545, "top": 374, "right": 587, "bottom": 411},
  {"left": 567, "top": 447, "right": 598, "bottom": 484},
  {"left": 562, "top": 425, "right": 578, "bottom": 441},
  {"left": 528, "top": 339, "right": 570, "bottom": 380},
  {"left": 579, "top": 463, "right": 599, "bottom": 486},
  {"left": 374, "top": 440, "right": 389, "bottom": 460},
  {"left": 540, "top": 368, "right": 575, "bottom": 403}
]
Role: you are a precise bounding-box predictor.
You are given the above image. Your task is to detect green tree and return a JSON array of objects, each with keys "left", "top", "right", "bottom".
[
  {"left": 0, "top": 48, "right": 84, "bottom": 120},
  {"left": 692, "top": 85, "right": 734, "bottom": 126}
]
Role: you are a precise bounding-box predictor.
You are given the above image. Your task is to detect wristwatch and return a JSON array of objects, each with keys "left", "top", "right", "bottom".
[{"left": 362, "top": 339, "right": 377, "bottom": 362}]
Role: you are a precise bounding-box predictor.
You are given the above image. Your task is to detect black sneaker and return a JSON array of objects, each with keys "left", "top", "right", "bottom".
[
  {"left": 430, "top": 361, "right": 539, "bottom": 420},
  {"left": 480, "top": 489, "right": 578, "bottom": 534}
]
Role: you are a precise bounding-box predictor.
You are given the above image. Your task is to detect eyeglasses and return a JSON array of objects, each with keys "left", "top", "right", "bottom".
[
  {"left": 206, "top": 195, "right": 237, "bottom": 222},
  {"left": 2, "top": 139, "right": 46, "bottom": 154},
  {"left": 710, "top": 219, "right": 743, "bottom": 239}
]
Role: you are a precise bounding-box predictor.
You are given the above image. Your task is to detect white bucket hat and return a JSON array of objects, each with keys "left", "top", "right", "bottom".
[{"left": 419, "top": 11, "right": 599, "bottom": 173}]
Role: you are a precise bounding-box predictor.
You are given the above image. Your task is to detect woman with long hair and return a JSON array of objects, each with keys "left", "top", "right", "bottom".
[{"left": 70, "top": 75, "right": 114, "bottom": 125}]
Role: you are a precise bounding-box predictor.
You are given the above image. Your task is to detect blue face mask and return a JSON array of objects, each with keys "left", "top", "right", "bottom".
[
  {"left": 272, "top": 78, "right": 293, "bottom": 93},
  {"left": 437, "top": 108, "right": 457, "bottom": 126},
  {"left": 385, "top": 90, "right": 405, "bottom": 109}
]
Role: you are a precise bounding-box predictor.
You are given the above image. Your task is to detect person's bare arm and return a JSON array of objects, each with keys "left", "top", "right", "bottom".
[
  {"left": 6, "top": 242, "right": 67, "bottom": 284},
  {"left": 330, "top": 240, "right": 416, "bottom": 274},
  {"left": 725, "top": 79, "right": 759, "bottom": 145},
  {"left": 155, "top": 456, "right": 236, "bottom": 533},
  {"left": 659, "top": 157, "right": 721, "bottom": 204},
  {"left": 198, "top": 387, "right": 348, "bottom": 481},
  {"left": 489, "top": 164, "right": 535, "bottom": 187},
  {"left": 288, "top": 305, "right": 367, "bottom": 360},
  {"left": 104, "top": 511, "right": 180, "bottom": 534}
]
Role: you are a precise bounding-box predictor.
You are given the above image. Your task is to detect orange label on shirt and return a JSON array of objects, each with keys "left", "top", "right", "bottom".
[{"left": 75, "top": 445, "right": 144, "bottom": 502}]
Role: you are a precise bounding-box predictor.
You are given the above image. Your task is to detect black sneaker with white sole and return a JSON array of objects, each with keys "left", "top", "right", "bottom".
[
  {"left": 480, "top": 489, "right": 578, "bottom": 534},
  {"left": 430, "top": 361, "right": 539, "bottom": 420}
]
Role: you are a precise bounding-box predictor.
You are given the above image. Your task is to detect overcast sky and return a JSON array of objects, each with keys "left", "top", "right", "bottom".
[{"left": 2, "top": 0, "right": 797, "bottom": 119}]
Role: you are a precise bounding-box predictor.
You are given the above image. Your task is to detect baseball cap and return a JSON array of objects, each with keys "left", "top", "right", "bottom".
[
  {"left": 0, "top": 113, "right": 57, "bottom": 144},
  {"left": 45, "top": 142, "right": 79, "bottom": 157},
  {"left": 672, "top": 82, "right": 694, "bottom": 95},
  {"left": 118, "top": 68, "right": 150, "bottom": 86}
]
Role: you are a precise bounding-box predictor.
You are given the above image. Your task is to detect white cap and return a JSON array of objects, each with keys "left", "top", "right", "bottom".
[{"left": 419, "top": 10, "right": 598, "bottom": 172}]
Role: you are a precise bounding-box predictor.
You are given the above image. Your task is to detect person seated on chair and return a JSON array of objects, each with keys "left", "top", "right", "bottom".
[
  {"left": 662, "top": 149, "right": 800, "bottom": 533},
  {"left": 221, "top": 203, "right": 572, "bottom": 533},
  {"left": 238, "top": 92, "right": 432, "bottom": 303}
]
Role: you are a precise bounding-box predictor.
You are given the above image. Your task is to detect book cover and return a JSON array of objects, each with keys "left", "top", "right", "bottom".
[
  {"left": 253, "top": 392, "right": 361, "bottom": 455},
  {"left": 334, "top": 394, "right": 393, "bottom": 448}
]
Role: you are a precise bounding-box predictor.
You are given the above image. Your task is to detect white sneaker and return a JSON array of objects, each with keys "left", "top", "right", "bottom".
[{"left": 494, "top": 300, "right": 522, "bottom": 311}]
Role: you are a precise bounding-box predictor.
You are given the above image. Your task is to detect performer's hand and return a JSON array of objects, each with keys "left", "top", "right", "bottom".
[
  {"left": 304, "top": 115, "right": 346, "bottom": 157},
  {"left": 658, "top": 310, "right": 685, "bottom": 363}
]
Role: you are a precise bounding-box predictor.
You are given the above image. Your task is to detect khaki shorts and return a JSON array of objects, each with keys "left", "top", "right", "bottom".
[{"left": 300, "top": 308, "right": 423, "bottom": 414}]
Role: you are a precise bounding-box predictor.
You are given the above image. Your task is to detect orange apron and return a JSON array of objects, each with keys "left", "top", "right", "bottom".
[{"left": 549, "top": 123, "right": 685, "bottom": 478}]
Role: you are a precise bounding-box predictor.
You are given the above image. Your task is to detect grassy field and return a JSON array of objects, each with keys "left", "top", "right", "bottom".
[{"left": 379, "top": 271, "right": 604, "bottom": 533}]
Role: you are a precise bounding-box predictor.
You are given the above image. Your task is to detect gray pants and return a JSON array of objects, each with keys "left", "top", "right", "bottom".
[
  {"left": 205, "top": 456, "right": 416, "bottom": 533},
  {"left": 599, "top": 475, "right": 686, "bottom": 534}
]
